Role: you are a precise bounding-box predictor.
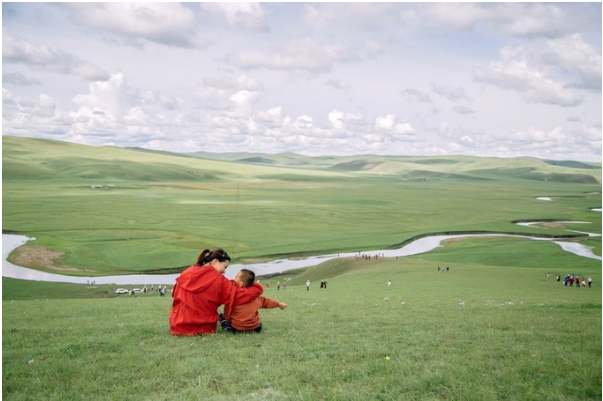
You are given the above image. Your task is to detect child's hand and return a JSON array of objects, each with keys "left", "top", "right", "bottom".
[{"left": 278, "top": 302, "right": 287, "bottom": 309}]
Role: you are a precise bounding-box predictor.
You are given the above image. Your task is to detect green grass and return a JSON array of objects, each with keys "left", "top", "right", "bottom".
[
  {"left": 2, "top": 135, "right": 601, "bottom": 398},
  {"left": 0, "top": 277, "right": 155, "bottom": 300},
  {"left": 3, "top": 136, "right": 601, "bottom": 275},
  {"left": 3, "top": 240, "right": 601, "bottom": 400}
]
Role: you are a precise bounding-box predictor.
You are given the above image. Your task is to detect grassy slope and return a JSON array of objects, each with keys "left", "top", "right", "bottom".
[
  {"left": 2, "top": 239, "right": 601, "bottom": 400},
  {"left": 2, "top": 135, "right": 601, "bottom": 399},
  {"left": 3, "top": 135, "right": 601, "bottom": 276}
]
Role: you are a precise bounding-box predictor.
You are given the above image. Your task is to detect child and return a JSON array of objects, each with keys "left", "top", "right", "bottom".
[{"left": 219, "top": 269, "right": 287, "bottom": 333}]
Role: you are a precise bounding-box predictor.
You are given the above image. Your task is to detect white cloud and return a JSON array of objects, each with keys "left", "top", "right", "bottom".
[
  {"left": 2, "top": 31, "right": 109, "bottom": 80},
  {"left": 72, "top": 72, "right": 133, "bottom": 118},
  {"left": 473, "top": 47, "right": 584, "bottom": 107},
  {"left": 402, "top": 88, "right": 432, "bottom": 103},
  {"left": 303, "top": 3, "right": 402, "bottom": 30},
  {"left": 63, "top": 3, "right": 205, "bottom": 48},
  {"left": 254, "top": 106, "right": 286, "bottom": 128},
  {"left": 3, "top": 88, "right": 71, "bottom": 137},
  {"left": 201, "top": 2, "right": 268, "bottom": 31},
  {"left": 431, "top": 84, "right": 470, "bottom": 102},
  {"left": 452, "top": 105, "right": 475, "bottom": 115},
  {"left": 375, "top": 114, "right": 395, "bottom": 130},
  {"left": 583, "top": 124, "right": 603, "bottom": 142},
  {"left": 328, "top": 110, "right": 344, "bottom": 130},
  {"left": 203, "top": 75, "right": 263, "bottom": 91},
  {"left": 417, "top": 3, "right": 574, "bottom": 38},
  {"left": 2, "top": 71, "right": 42, "bottom": 86},
  {"left": 224, "top": 38, "right": 366, "bottom": 73},
  {"left": 325, "top": 79, "right": 352, "bottom": 91},
  {"left": 436, "top": 123, "right": 602, "bottom": 161},
  {"left": 541, "top": 34, "right": 602, "bottom": 92},
  {"left": 229, "top": 90, "right": 260, "bottom": 114},
  {"left": 392, "top": 122, "right": 416, "bottom": 136},
  {"left": 375, "top": 114, "right": 416, "bottom": 138},
  {"left": 195, "top": 74, "right": 263, "bottom": 112}
]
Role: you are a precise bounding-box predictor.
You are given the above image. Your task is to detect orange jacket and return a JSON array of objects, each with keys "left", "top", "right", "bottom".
[
  {"left": 224, "top": 296, "right": 281, "bottom": 331},
  {"left": 169, "top": 265, "right": 263, "bottom": 335}
]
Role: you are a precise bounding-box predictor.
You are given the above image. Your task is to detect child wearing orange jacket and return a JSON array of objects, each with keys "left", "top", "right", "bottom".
[{"left": 219, "top": 269, "right": 287, "bottom": 333}]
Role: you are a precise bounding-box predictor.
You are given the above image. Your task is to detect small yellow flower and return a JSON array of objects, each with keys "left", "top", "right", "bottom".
[{"left": 385, "top": 356, "right": 391, "bottom": 361}]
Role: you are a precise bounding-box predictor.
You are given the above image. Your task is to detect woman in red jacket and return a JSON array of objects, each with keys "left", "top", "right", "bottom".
[{"left": 169, "top": 248, "right": 263, "bottom": 335}]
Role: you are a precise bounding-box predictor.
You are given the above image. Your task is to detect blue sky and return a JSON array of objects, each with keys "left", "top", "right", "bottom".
[{"left": 2, "top": 2, "right": 602, "bottom": 161}]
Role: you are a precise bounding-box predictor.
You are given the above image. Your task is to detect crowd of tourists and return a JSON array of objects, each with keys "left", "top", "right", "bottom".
[{"left": 552, "top": 273, "right": 593, "bottom": 288}]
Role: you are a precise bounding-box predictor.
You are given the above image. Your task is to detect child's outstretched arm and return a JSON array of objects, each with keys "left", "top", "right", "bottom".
[{"left": 259, "top": 296, "right": 287, "bottom": 310}]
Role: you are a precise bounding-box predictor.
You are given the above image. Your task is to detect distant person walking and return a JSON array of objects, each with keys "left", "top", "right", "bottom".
[
  {"left": 169, "top": 248, "right": 263, "bottom": 336},
  {"left": 306, "top": 280, "right": 311, "bottom": 291},
  {"left": 588, "top": 277, "right": 592, "bottom": 287}
]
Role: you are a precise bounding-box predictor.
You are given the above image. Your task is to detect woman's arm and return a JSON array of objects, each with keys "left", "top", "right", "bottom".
[
  {"left": 232, "top": 282, "right": 264, "bottom": 306},
  {"left": 218, "top": 276, "right": 263, "bottom": 306}
]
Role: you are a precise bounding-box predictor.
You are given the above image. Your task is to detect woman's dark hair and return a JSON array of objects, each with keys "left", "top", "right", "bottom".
[{"left": 196, "top": 248, "right": 231, "bottom": 266}]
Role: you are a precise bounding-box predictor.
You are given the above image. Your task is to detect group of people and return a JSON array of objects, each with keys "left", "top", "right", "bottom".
[
  {"left": 169, "top": 248, "right": 287, "bottom": 336},
  {"left": 142, "top": 285, "right": 168, "bottom": 295},
  {"left": 356, "top": 253, "right": 385, "bottom": 260},
  {"left": 553, "top": 273, "right": 593, "bottom": 288}
]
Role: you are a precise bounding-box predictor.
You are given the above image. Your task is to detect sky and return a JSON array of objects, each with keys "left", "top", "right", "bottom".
[{"left": 2, "top": 2, "right": 602, "bottom": 161}]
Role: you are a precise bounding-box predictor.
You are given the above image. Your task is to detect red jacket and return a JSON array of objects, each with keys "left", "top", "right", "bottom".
[{"left": 169, "top": 265, "right": 263, "bottom": 335}]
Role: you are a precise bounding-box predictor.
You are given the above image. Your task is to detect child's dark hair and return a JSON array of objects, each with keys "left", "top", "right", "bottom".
[
  {"left": 196, "top": 248, "right": 231, "bottom": 266},
  {"left": 238, "top": 269, "right": 256, "bottom": 287}
]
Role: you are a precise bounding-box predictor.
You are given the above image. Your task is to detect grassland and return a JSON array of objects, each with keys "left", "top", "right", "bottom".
[
  {"left": 2, "top": 135, "right": 601, "bottom": 399},
  {"left": 2, "top": 136, "right": 601, "bottom": 275}
]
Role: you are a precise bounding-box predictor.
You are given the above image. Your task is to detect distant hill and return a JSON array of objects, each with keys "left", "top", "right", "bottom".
[
  {"left": 1, "top": 136, "right": 348, "bottom": 183},
  {"left": 3, "top": 135, "right": 601, "bottom": 184},
  {"left": 544, "top": 159, "right": 600, "bottom": 169}
]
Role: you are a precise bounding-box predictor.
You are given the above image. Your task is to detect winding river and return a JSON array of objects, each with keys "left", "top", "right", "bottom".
[{"left": 3, "top": 227, "right": 601, "bottom": 285}]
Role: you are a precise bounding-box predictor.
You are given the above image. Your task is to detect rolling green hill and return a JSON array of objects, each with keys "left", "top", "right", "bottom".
[
  {"left": 190, "top": 148, "right": 601, "bottom": 183},
  {"left": 5, "top": 135, "right": 601, "bottom": 184},
  {"left": 2, "top": 136, "right": 348, "bottom": 183}
]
